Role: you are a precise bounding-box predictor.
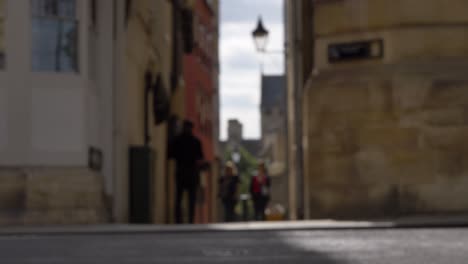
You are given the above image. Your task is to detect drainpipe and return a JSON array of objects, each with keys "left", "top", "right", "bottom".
[
  {"left": 144, "top": 71, "right": 152, "bottom": 147},
  {"left": 171, "top": 0, "right": 181, "bottom": 92}
]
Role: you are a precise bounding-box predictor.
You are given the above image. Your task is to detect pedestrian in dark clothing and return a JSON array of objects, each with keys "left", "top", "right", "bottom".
[
  {"left": 250, "top": 161, "right": 271, "bottom": 221},
  {"left": 219, "top": 161, "right": 240, "bottom": 222},
  {"left": 169, "top": 120, "right": 204, "bottom": 224}
]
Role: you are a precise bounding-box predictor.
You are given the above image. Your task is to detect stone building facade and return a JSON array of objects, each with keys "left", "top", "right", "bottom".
[
  {"left": 260, "top": 75, "right": 288, "bottom": 209},
  {"left": 123, "top": 0, "right": 219, "bottom": 224},
  {"left": 0, "top": 0, "right": 210, "bottom": 225},
  {"left": 121, "top": 0, "right": 187, "bottom": 224},
  {"left": 0, "top": 0, "right": 115, "bottom": 225},
  {"left": 287, "top": 0, "right": 468, "bottom": 218}
]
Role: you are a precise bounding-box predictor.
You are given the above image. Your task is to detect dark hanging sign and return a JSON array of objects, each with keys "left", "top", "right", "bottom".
[
  {"left": 152, "top": 74, "right": 170, "bottom": 125},
  {"left": 328, "top": 39, "right": 383, "bottom": 63}
]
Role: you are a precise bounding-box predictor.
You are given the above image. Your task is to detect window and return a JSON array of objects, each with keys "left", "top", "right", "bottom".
[
  {"left": 0, "top": 0, "right": 5, "bottom": 69},
  {"left": 31, "top": 0, "right": 78, "bottom": 72},
  {"left": 88, "top": 0, "right": 97, "bottom": 80}
]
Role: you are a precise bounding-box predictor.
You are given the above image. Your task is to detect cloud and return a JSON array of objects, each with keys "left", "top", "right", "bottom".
[
  {"left": 221, "top": 0, "right": 283, "bottom": 24},
  {"left": 223, "top": 49, "right": 259, "bottom": 72},
  {"left": 221, "top": 71, "right": 261, "bottom": 91},
  {"left": 220, "top": 0, "right": 284, "bottom": 139},
  {"left": 221, "top": 94, "right": 258, "bottom": 109},
  {"left": 220, "top": 22, "right": 285, "bottom": 51}
]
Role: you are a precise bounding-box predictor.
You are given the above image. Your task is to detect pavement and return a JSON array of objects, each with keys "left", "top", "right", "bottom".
[{"left": 1, "top": 214, "right": 468, "bottom": 235}]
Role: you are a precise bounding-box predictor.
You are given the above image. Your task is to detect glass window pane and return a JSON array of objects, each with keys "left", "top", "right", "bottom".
[
  {"left": 32, "top": 0, "right": 75, "bottom": 18},
  {"left": 59, "top": 21, "right": 78, "bottom": 71},
  {"left": 31, "top": 0, "right": 78, "bottom": 73},
  {"left": 32, "top": 0, "right": 56, "bottom": 16},
  {"left": 32, "top": 18, "right": 59, "bottom": 71},
  {"left": 32, "top": 18, "right": 78, "bottom": 72},
  {"left": 58, "top": 0, "right": 75, "bottom": 18}
]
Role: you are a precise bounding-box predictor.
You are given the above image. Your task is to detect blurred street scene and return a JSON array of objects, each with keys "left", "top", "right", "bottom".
[
  {"left": 2, "top": 0, "right": 468, "bottom": 262},
  {"left": 1, "top": 0, "right": 468, "bottom": 261}
]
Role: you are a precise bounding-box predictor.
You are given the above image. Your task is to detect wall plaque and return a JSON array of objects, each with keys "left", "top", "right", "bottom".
[{"left": 328, "top": 39, "right": 383, "bottom": 63}]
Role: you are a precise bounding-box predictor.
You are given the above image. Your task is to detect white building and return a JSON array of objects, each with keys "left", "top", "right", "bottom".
[{"left": 0, "top": 0, "right": 125, "bottom": 224}]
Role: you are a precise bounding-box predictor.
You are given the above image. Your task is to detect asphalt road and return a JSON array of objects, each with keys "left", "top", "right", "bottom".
[{"left": 0, "top": 227, "right": 467, "bottom": 263}]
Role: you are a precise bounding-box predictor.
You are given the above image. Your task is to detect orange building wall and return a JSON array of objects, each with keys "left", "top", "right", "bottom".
[{"left": 183, "top": 0, "right": 218, "bottom": 223}]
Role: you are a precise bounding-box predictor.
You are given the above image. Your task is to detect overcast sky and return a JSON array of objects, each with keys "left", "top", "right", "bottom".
[{"left": 220, "top": 0, "right": 284, "bottom": 140}]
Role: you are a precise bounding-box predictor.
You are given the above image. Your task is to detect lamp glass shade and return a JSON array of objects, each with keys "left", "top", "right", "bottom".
[{"left": 252, "top": 17, "right": 269, "bottom": 52}]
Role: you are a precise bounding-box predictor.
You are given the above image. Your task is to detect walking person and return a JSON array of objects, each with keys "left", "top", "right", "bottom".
[
  {"left": 169, "top": 120, "right": 205, "bottom": 224},
  {"left": 250, "top": 161, "right": 271, "bottom": 221},
  {"left": 219, "top": 161, "right": 240, "bottom": 222}
]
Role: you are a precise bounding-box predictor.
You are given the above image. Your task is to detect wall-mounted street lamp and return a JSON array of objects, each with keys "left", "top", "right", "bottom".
[
  {"left": 252, "top": 17, "right": 269, "bottom": 53},
  {"left": 251, "top": 16, "right": 284, "bottom": 74}
]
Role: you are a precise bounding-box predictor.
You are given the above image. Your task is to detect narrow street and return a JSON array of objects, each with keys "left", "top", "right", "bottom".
[{"left": 1, "top": 227, "right": 467, "bottom": 263}]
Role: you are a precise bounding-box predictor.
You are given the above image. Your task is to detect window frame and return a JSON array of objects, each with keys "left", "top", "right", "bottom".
[
  {"left": 88, "top": 0, "right": 98, "bottom": 80},
  {"left": 31, "top": 0, "right": 80, "bottom": 73},
  {"left": 0, "top": 0, "right": 6, "bottom": 70}
]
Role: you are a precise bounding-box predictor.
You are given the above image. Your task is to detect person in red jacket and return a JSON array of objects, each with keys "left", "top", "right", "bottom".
[{"left": 250, "top": 161, "right": 271, "bottom": 221}]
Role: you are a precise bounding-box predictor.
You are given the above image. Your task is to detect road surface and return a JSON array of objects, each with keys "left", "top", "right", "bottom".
[{"left": 0, "top": 227, "right": 466, "bottom": 263}]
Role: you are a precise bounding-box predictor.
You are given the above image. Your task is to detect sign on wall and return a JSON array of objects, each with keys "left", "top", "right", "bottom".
[{"left": 328, "top": 39, "right": 383, "bottom": 63}]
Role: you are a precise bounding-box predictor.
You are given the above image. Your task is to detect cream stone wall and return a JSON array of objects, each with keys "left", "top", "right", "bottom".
[
  {"left": 305, "top": 65, "right": 468, "bottom": 217},
  {"left": 315, "top": 0, "right": 468, "bottom": 36},
  {"left": 123, "top": 0, "right": 177, "bottom": 224},
  {"left": 303, "top": 0, "right": 468, "bottom": 218},
  {"left": 0, "top": 168, "right": 108, "bottom": 225}
]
